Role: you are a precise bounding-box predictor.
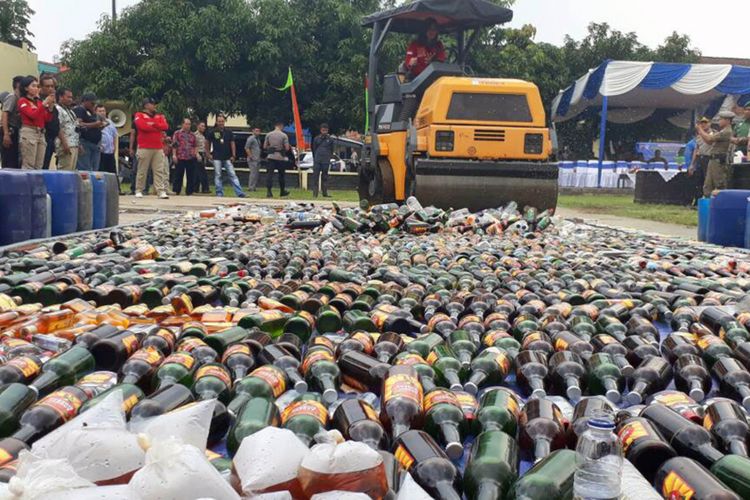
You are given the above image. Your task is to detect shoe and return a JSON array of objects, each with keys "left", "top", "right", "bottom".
[
  {"left": 158, "top": 192, "right": 169, "bottom": 199},
  {"left": 201, "top": 190, "right": 211, "bottom": 194},
  {"left": 280, "top": 190, "right": 290, "bottom": 197},
  {"left": 237, "top": 193, "right": 247, "bottom": 198},
  {"left": 266, "top": 192, "right": 273, "bottom": 198},
  {"left": 323, "top": 193, "right": 332, "bottom": 198},
  {"left": 134, "top": 192, "right": 143, "bottom": 198}
]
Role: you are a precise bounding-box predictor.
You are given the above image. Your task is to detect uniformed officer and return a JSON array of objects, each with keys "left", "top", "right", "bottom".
[
  {"left": 697, "top": 111, "right": 735, "bottom": 196},
  {"left": 731, "top": 103, "right": 750, "bottom": 157},
  {"left": 311, "top": 123, "right": 335, "bottom": 198}
]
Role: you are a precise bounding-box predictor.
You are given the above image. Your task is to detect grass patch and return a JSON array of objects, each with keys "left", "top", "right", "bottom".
[{"left": 558, "top": 194, "right": 697, "bottom": 227}]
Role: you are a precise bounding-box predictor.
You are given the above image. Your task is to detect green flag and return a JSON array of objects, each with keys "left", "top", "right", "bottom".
[{"left": 277, "top": 67, "right": 293, "bottom": 91}]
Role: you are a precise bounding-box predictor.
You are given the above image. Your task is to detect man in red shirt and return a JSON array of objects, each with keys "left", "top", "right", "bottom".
[
  {"left": 403, "top": 19, "right": 446, "bottom": 80},
  {"left": 133, "top": 98, "right": 169, "bottom": 198},
  {"left": 17, "top": 76, "right": 54, "bottom": 169}
]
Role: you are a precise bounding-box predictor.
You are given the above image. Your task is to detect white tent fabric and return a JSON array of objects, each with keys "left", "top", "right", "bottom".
[
  {"left": 602, "top": 61, "right": 653, "bottom": 96},
  {"left": 671, "top": 64, "right": 732, "bottom": 95},
  {"left": 604, "top": 108, "right": 656, "bottom": 124}
]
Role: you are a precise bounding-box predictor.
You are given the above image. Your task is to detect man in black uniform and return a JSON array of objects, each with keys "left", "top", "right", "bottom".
[{"left": 311, "top": 123, "right": 334, "bottom": 198}]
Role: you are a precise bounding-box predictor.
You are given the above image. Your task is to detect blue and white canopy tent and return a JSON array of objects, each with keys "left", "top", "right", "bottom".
[{"left": 550, "top": 60, "right": 750, "bottom": 186}]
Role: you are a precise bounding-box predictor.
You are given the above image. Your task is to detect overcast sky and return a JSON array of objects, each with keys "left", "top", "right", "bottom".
[{"left": 28, "top": 0, "right": 746, "bottom": 62}]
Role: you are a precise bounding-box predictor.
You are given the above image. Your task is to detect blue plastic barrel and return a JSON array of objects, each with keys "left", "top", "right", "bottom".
[
  {"left": 707, "top": 190, "right": 750, "bottom": 247},
  {"left": 697, "top": 197, "right": 711, "bottom": 242},
  {"left": 24, "top": 171, "right": 48, "bottom": 239},
  {"left": 102, "top": 172, "right": 119, "bottom": 227},
  {"left": 91, "top": 172, "right": 107, "bottom": 229},
  {"left": 0, "top": 171, "right": 32, "bottom": 245},
  {"left": 77, "top": 172, "right": 93, "bottom": 232},
  {"left": 40, "top": 171, "right": 79, "bottom": 236}
]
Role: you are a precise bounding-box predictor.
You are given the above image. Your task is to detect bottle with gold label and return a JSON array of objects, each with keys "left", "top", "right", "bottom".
[
  {"left": 464, "top": 347, "right": 511, "bottom": 396},
  {"left": 203, "top": 326, "right": 248, "bottom": 356},
  {"left": 192, "top": 362, "right": 233, "bottom": 446},
  {"left": 281, "top": 393, "right": 329, "bottom": 447},
  {"left": 227, "top": 365, "right": 287, "bottom": 416},
  {"left": 259, "top": 345, "right": 307, "bottom": 394},
  {"left": 11, "top": 385, "right": 89, "bottom": 444},
  {"left": 519, "top": 398, "right": 566, "bottom": 462},
  {"left": 227, "top": 396, "right": 280, "bottom": 456},
  {"left": 337, "top": 330, "right": 375, "bottom": 357},
  {"left": 141, "top": 327, "right": 176, "bottom": 356},
  {"left": 476, "top": 387, "right": 520, "bottom": 438},
  {"left": 392, "top": 430, "right": 462, "bottom": 500},
  {"left": 380, "top": 365, "right": 423, "bottom": 439},
  {"left": 427, "top": 345, "right": 465, "bottom": 391},
  {"left": 615, "top": 416, "right": 676, "bottom": 483},
  {"left": 482, "top": 330, "right": 520, "bottom": 361},
  {"left": 29, "top": 346, "right": 95, "bottom": 397},
  {"left": 656, "top": 457, "right": 739, "bottom": 500},
  {"left": 90, "top": 329, "right": 143, "bottom": 371},
  {"left": 80, "top": 383, "right": 145, "bottom": 415},
  {"left": 301, "top": 347, "right": 338, "bottom": 404},
  {"left": 332, "top": 398, "right": 386, "bottom": 450},
  {"left": 515, "top": 350, "right": 548, "bottom": 399},
  {"left": 153, "top": 351, "right": 197, "bottom": 391},
  {"left": 237, "top": 310, "right": 289, "bottom": 338},
  {"left": 393, "top": 352, "right": 437, "bottom": 393},
  {"left": 422, "top": 388, "right": 466, "bottom": 460},
  {"left": 130, "top": 384, "right": 194, "bottom": 421},
  {"left": 221, "top": 343, "right": 255, "bottom": 382},
  {"left": 406, "top": 332, "right": 444, "bottom": 359},
  {"left": 0, "top": 355, "right": 43, "bottom": 385},
  {"left": 283, "top": 311, "right": 315, "bottom": 342},
  {"left": 176, "top": 337, "right": 218, "bottom": 365},
  {"left": 373, "top": 332, "right": 404, "bottom": 363}
]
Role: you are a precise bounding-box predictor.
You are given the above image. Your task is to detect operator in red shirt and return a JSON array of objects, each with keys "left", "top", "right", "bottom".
[
  {"left": 403, "top": 19, "right": 446, "bottom": 80},
  {"left": 133, "top": 97, "right": 170, "bottom": 199},
  {"left": 17, "top": 76, "right": 54, "bottom": 169}
]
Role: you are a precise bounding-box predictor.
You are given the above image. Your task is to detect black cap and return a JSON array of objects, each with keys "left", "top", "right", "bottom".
[
  {"left": 80, "top": 93, "right": 97, "bottom": 103},
  {"left": 320, "top": 123, "right": 329, "bottom": 129},
  {"left": 142, "top": 97, "right": 156, "bottom": 106}
]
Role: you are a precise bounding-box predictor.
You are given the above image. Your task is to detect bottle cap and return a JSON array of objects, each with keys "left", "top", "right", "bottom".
[
  {"left": 445, "top": 441, "right": 464, "bottom": 460},
  {"left": 294, "top": 380, "right": 309, "bottom": 393},
  {"left": 605, "top": 389, "right": 621, "bottom": 404},
  {"left": 566, "top": 385, "right": 582, "bottom": 401},
  {"left": 323, "top": 388, "right": 338, "bottom": 405},
  {"left": 625, "top": 391, "right": 642, "bottom": 406},
  {"left": 531, "top": 388, "right": 546, "bottom": 399},
  {"left": 463, "top": 381, "right": 478, "bottom": 395},
  {"left": 450, "top": 382, "right": 463, "bottom": 392},
  {"left": 742, "top": 395, "right": 750, "bottom": 412},
  {"left": 689, "top": 387, "right": 705, "bottom": 402}
]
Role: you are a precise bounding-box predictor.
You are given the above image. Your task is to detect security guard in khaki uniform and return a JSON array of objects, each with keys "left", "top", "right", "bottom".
[{"left": 697, "top": 111, "right": 735, "bottom": 196}]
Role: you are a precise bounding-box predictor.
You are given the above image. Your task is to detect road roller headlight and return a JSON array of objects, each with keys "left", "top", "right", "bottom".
[
  {"left": 435, "top": 131, "right": 454, "bottom": 152},
  {"left": 524, "top": 133, "right": 543, "bottom": 154}
]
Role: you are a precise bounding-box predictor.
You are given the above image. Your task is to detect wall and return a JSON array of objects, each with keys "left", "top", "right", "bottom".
[{"left": 0, "top": 42, "right": 38, "bottom": 93}]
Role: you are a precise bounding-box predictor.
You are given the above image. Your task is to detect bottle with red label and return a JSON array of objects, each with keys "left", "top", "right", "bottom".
[
  {"left": 119, "top": 346, "right": 164, "bottom": 391},
  {"left": 519, "top": 398, "right": 566, "bottom": 462},
  {"left": 130, "top": 384, "right": 194, "bottom": 421},
  {"left": 482, "top": 330, "right": 520, "bottom": 360},
  {"left": 28, "top": 346, "right": 95, "bottom": 397},
  {"left": 258, "top": 345, "right": 307, "bottom": 393},
  {"left": 656, "top": 457, "right": 740, "bottom": 500},
  {"left": 392, "top": 430, "right": 462, "bottom": 500},
  {"left": 11, "top": 385, "right": 89, "bottom": 444},
  {"left": 422, "top": 388, "right": 466, "bottom": 460},
  {"left": 301, "top": 346, "right": 339, "bottom": 404},
  {"left": 221, "top": 343, "right": 255, "bottom": 382},
  {"left": 704, "top": 400, "right": 749, "bottom": 457},
  {"left": 281, "top": 393, "right": 329, "bottom": 447},
  {"left": 90, "top": 329, "right": 144, "bottom": 371},
  {"left": 625, "top": 356, "right": 672, "bottom": 405},
  {"left": 332, "top": 398, "right": 387, "bottom": 450},
  {"left": 548, "top": 351, "right": 586, "bottom": 401},
  {"left": 463, "top": 347, "right": 511, "bottom": 395},
  {"left": 380, "top": 365, "right": 423, "bottom": 439},
  {"left": 515, "top": 349, "right": 548, "bottom": 399},
  {"left": 393, "top": 352, "right": 437, "bottom": 393},
  {"left": 227, "top": 365, "right": 287, "bottom": 416},
  {"left": 338, "top": 350, "right": 390, "bottom": 395},
  {"left": 140, "top": 327, "right": 176, "bottom": 356},
  {"left": 153, "top": 351, "right": 197, "bottom": 391},
  {"left": 616, "top": 416, "right": 677, "bottom": 483}
]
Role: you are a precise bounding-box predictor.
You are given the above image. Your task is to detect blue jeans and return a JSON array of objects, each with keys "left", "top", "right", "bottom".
[
  {"left": 77, "top": 140, "right": 101, "bottom": 171},
  {"left": 212, "top": 159, "right": 244, "bottom": 197}
]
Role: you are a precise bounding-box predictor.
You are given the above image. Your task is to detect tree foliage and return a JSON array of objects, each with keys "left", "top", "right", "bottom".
[
  {"left": 0, "top": 0, "right": 35, "bottom": 50},
  {"left": 60, "top": 0, "right": 700, "bottom": 146}
]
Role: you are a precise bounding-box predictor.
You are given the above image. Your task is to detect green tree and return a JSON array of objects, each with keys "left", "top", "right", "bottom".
[{"left": 0, "top": 0, "right": 35, "bottom": 50}]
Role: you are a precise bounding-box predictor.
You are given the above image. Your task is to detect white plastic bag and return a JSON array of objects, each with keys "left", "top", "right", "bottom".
[
  {"left": 396, "top": 473, "right": 432, "bottom": 500},
  {"left": 35, "top": 485, "right": 140, "bottom": 500},
  {"left": 233, "top": 427, "right": 309, "bottom": 497},
  {"left": 30, "top": 391, "right": 143, "bottom": 485},
  {"left": 310, "top": 492, "right": 371, "bottom": 500},
  {"left": 128, "top": 437, "right": 239, "bottom": 500},
  {"left": 129, "top": 399, "right": 215, "bottom": 450},
  {"left": 0, "top": 452, "right": 96, "bottom": 500},
  {"left": 243, "top": 493, "right": 292, "bottom": 500}
]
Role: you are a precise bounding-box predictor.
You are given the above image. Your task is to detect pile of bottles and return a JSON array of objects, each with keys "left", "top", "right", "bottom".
[{"left": 0, "top": 199, "right": 749, "bottom": 498}]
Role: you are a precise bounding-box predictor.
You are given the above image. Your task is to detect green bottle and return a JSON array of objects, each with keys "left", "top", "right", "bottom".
[
  {"left": 464, "top": 430, "right": 519, "bottom": 500},
  {"left": 406, "top": 333, "right": 444, "bottom": 359},
  {"left": 316, "top": 305, "right": 343, "bottom": 334},
  {"left": 301, "top": 347, "right": 340, "bottom": 405},
  {"left": 0, "top": 383, "right": 37, "bottom": 437},
  {"left": 448, "top": 329, "right": 477, "bottom": 368},
  {"left": 586, "top": 352, "right": 624, "bottom": 404},
  {"left": 153, "top": 352, "right": 197, "bottom": 391},
  {"left": 227, "top": 397, "right": 280, "bottom": 456},
  {"left": 394, "top": 352, "right": 438, "bottom": 392},
  {"left": 476, "top": 387, "right": 520, "bottom": 437},
  {"left": 427, "top": 345, "right": 466, "bottom": 390},
  {"left": 80, "top": 383, "right": 145, "bottom": 415},
  {"left": 29, "top": 346, "right": 95, "bottom": 396},
  {"left": 281, "top": 393, "right": 329, "bottom": 447},
  {"left": 203, "top": 327, "right": 248, "bottom": 356},
  {"left": 343, "top": 309, "right": 377, "bottom": 333},
  {"left": 711, "top": 454, "right": 750, "bottom": 499},
  {"left": 283, "top": 311, "right": 315, "bottom": 342},
  {"left": 237, "top": 310, "right": 289, "bottom": 338},
  {"left": 192, "top": 363, "right": 232, "bottom": 404},
  {"left": 509, "top": 449, "right": 576, "bottom": 500},
  {"left": 422, "top": 388, "right": 466, "bottom": 460},
  {"left": 227, "top": 365, "right": 287, "bottom": 416},
  {"left": 464, "top": 347, "right": 511, "bottom": 395}
]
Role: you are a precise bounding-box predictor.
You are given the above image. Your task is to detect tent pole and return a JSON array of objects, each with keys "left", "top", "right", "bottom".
[{"left": 597, "top": 95, "right": 608, "bottom": 188}]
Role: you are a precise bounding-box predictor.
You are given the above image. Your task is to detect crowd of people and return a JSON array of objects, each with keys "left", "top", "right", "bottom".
[{"left": 0, "top": 73, "right": 354, "bottom": 199}]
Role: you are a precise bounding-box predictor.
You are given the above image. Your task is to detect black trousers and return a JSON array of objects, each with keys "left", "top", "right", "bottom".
[
  {"left": 42, "top": 135, "right": 56, "bottom": 170},
  {"left": 173, "top": 158, "right": 197, "bottom": 195},
  {"left": 312, "top": 160, "right": 330, "bottom": 195},
  {"left": 196, "top": 153, "right": 210, "bottom": 192},
  {"left": 100, "top": 153, "right": 122, "bottom": 193},
  {"left": 267, "top": 159, "right": 287, "bottom": 192},
  {"left": 0, "top": 128, "right": 19, "bottom": 169},
  {"left": 693, "top": 155, "right": 709, "bottom": 203}
]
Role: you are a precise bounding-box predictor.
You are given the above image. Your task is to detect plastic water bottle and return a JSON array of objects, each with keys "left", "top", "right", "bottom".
[{"left": 573, "top": 411, "right": 623, "bottom": 500}]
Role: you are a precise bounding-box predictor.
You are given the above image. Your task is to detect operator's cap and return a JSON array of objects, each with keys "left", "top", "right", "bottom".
[
  {"left": 142, "top": 97, "right": 157, "bottom": 106},
  {"left": 698, "top": 116, "right": 710, "bottom": 123},
  {"left": 718, "top": 110, "right": 736, "bottom": 120}
]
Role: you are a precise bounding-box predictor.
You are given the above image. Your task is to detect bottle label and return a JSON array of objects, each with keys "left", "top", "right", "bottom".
[
  {"left": 251, "top": 366, "right": 286, "bottom": 398},
  {"left": 456, "top": 392, "right": 478, "bottom": 419},
  {"left": 221, "top": 343, "right": 251, "bottom": 363},
  {"left": 0, "top": 448, "right": 11, "bottom": 466},
  {"left": 163, "top": 352, "right": 195, "bottom": 371},
  {"left": 178, "top": 337, "right": 206, "bottom": 353},
  {"left": 121, "top": 334, "right": 140, "bottom": 356},
  {"left": 7, "top": 356, "right": 41, "bottom": 378},
  {"left": 362, "top": 402, "right": 380, "bottom": 422},
  {"left": 351, "top": 332, "right": 374, "bottom": 353},
  {"left": 196, "top": 365, "right": 232, "bottom": 387},
  {"left": 394, "top": 444, "right": 415, "bottom": 471},
  {"left": 484, "top": 330, "right": 509, "bottom": 347},
  {"left": 122, "top": 393, "right": 141, "bottom": 413},
  {"left": 554, "top": 337, "right": 569, "bottom": 351},
  {"left": 485, "top": 347, "right": 510, "bottom": 374},
  {"left": 130, "top": 347, "right": 164, "bottom": 366},
  {"left": 260, "top": 310, "right": 286, "bottom": 321},
  {"left": 617, "top": 421, "right": 649, "bottom": 454},
  {"left": 38, "top": 389, "right": 84, "bottom": 422},
  {"left": 661, "top": 471, "right": 695, "bottom": 500},
  {"left": 76, "top": 372, "right": 117, "bottom": 396},
  {"left": 521, "top": 332, "right": 544, "bottom": 349},
  {"left": 597, "top": 334, "right": 615, "bottom": 345},
  {"left": 427, "top": 314, "right": 451, "bottom": 332},
  {"left": 395, "top": 353, "right": 425, "bottom": 366},
  {"left": 371, "top": 311, "right": 389, "bottom": 330},
  {"left": 155, "top": 329, "right": 176, "bottom": 351},
  {"left": 426, "top": 351, "right": 438, "bottom": 365},
  {"left": 424, "top": 389, "right": 461, "bottom": 413},
  {"left": 301, "top": 349, "right": 335, "bottom": 375},
  {"left": 505, "top": 394, "right": 520, "bottom": 418},
  {"left": 696, "top": 335, "right": 720, "bottom": 350},
  {"left": 310, "top": 336, "right": 335, "bottom": 351},
  {"left": 296, "top": 310, "right": 315, "bottom": 327},
  {"left": 281, "top": 400, "right": 328, "bottom": 425},
  {"left": 652, "top": 392, "right": 692, "bottom": 407},
  {"left": 383, "top": 374, "right": 422, "bottom": 407},
  {"left": 457, "top": 314, "right": 482, "bottom": 329}
]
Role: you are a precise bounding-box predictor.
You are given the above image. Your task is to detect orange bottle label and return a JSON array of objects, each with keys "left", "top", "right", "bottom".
[
  {"left": 163, "top": 352, "right": 195, "bottom": 371},
  {"left": 38, "top": 389, "right": 83, "bottom": 422},
  {"left": 251, "top": 366, "right": 286, "bottom": 397},
  {"left": 121, "top": 334, "right": 140, "bottom": 356},
  {"left": 7, "top": 356, "right": 40, "bottom": 378},
  {"left": 122, "top": 393, "right": 141, "bottom": 413},
  {"left": 383, "top": 374, "right": 422, "bottom": 408},
  {"left": 456, "top": 392, "right": 479, "bottom": 418},
  {"left": 506, "top": 394, "right": 520, "bottom": 418},
  {"left": 486, "top": 347, "right": 511, "bottom": 374},
  {"left": 394, "top": 444, "right": 415, "bottom": 471},
  {"left": 554, "top": 338, "right": 569, "bottom": 351},
  {"left": 310, "top": 336, "right": 335, "bottom": 351},
  {"left": 458, "top": 314, "right": 482, "bottom": 329},
  {"left": 196, "top": 364, "right": 232, "bottom": 388},
  {"left": 221, "top": 343, "right": 251, "bottom": 362},
  {"left": 522, "top": 332, "right": 544, "bottom": 348},
  {"left": 617, "top": 420, "right": 649, "bottom": 454},
  {"left": 662, "top": 471, "right": 695, "bottom": 500},
  {"left": 130, "top": 347, "right": 164, "bottom": 366},
  {"left": 281, "top": 400, "right": 328, "bottom": 426},
  {"left": 426, "top": 351, "right": 438, "bottom": 365},
  {"left": 296, "top": 310, "right": 315, "bottom": 327},
  {"left": 351, "top": 332, "right": 374, "bottom": 353},
  {"left": 423, "top": 389, "right": 461, "bottom": 413},
  {"left": 484, "top": 330, "right": 510, "bottom": 347},
  {"left": 597, "top": 335, "right": 615, "bottom": 345},
  {"left": 178, "top": 337, "right": 207, "bottom": 353},
  {"left": 301, "top": 349, "right": 335, "bottom": 375},
  {"left": 362, "top": 402, "right": 380, "bottom": 422},
  {"left": 0, "top": 448, "right": 12, "bottom": 466},
  {"left": 704, "top": 414, "right": 714, "bottom": 431},
  {"left": 395, "top": 353, "right": 425, "bottom": 366}
]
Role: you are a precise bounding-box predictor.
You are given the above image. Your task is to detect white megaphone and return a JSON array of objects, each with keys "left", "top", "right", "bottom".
[{"left": 108, "top": 108, "right": 128, "bottom": 128}]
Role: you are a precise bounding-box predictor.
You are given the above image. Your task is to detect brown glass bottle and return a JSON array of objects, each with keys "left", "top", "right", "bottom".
[
  {"left": 380, "top": 365, "right": 423, "bottom": 439},
  {"left": 332, "top": 398, "right": 387, "bottom": 450},
  {"left": 393, "top": 430, "right": 462, "bottom": 500},
  {"left": 338, "top": 350, "right": 390, "bottom": 394}
]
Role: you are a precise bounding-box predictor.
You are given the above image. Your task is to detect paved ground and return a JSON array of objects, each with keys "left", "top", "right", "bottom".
[{"left": 116, "top": 194, "right": 697, "bottom": 240}]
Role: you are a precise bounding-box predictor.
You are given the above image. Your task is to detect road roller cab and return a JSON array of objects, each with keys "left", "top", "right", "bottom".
[{"left": 360, "top": 0, "right": 559, "bottom": 211}]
